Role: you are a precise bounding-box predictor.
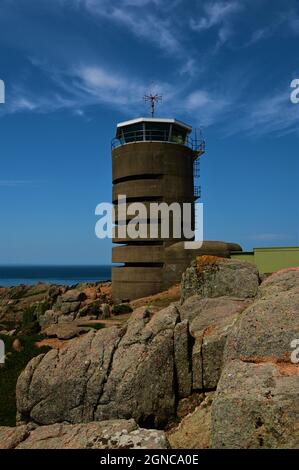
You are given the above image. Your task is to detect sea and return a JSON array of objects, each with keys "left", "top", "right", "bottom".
[{"left": 0, "top": 265, "right": 112, "bottom": 288}]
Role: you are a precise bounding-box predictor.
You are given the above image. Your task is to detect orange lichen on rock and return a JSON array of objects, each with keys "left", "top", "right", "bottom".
[
  {"left": 239, "top": 355, "right": 299, "bottom": 376},
  {"left": 275, "top": 362, "right": 299, "bottom": 376},
  {"left": 203, "top": 324, "right": 217, "bottom": 337},
  {"left": 240, "top": 355, "right": 290, "bottom": 364},
  {"left": 36, "top": 338, "right": 71, "bottom": 350},
  {"left": 195, "top": 255, "right": 223, "bottom": 275}
]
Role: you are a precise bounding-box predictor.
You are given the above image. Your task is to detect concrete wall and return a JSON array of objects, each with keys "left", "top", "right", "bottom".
[
  {"left": 112, "top": 141, "right": 198, "bottom": 302},
  {"left": 231, "top": 247, "right": 299, "bottom": 273},
  {"left": 112, "top": 142, "right": 194, "bottom": 182},
  {"left": 112, "top": 266, "right": 163, "bottom": 301},
  {"left": 112, "top": 244, "right": 163, "bottom": 263}
]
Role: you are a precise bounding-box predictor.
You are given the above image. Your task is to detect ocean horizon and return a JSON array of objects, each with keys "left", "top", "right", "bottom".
[{"left": 0, "top": 265, "right": 112, "bottom": 288}]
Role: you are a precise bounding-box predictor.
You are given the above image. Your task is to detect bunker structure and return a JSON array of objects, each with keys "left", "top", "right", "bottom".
[{"left": 111, "top": 116, "right": 241, "bottom": 302}]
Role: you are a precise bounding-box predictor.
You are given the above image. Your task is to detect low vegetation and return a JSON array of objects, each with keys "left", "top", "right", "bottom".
[{"left": 0, "top": 328, "right": 50, "bottom": 426}]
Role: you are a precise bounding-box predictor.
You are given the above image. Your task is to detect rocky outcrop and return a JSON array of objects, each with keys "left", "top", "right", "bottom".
[
  {"left": 257, "top": 267, "right": 299, "bottom": 298},
  {"left": 180, "top": 295, "right": 252, "bottom": 389},
  {"left": 0, "top": 425, "right": 29, "bottom": 449},
  {"left": 224, "top": 268, "right": 299, "bottom": 364},
  {"left": 40, "top": 284, "right": 112, "bottom": 326},
  {"left": 14, "top": 258, "right": 264, "bottom": 433},
  {"left": 0, "top": 284, "right": 60, "bottom": 324},
  {"left": 0, "top": 282, "right": 111, "bottom": 326},
  {"left": 211, "top": 268, "right": 299, "bottom": 448},
  {"left": 16, "top": 306, "right": 181, "bottom": 428},
  {"left": 181, "top": 257, "right": 259, "bottom": 302},
  {"left": 16, "top": 326, "right": 123, "bottom": 425},
  {"left": 93, "top": 306, "right": 178, "bottom": 428},
  {"left": 167, "top": 393, "right": 214, "bottom": 449},
  {"left": 0, "top": 419, "right": 169, "bottom": 449},
  {"left": 11, "top": 263, "right": 299, "bottom": 449},
  {"left": 212, "top": 360, "right": 299, "bottom": 448},
  {"left": 43, "top": 323, "right": 91, "bottom": 340},
  {"left": 174, "top": 320, "right": 192, "bottom": 398}
]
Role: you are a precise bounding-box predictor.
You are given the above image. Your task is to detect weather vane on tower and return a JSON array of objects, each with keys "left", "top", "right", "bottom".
[{"left": 143, "top": 92, "right": 162, "bottom": 117}]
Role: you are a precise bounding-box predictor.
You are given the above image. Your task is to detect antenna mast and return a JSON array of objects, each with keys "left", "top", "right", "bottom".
[{"left": 143, "top": 93, "right": 162, "bottom": 117}]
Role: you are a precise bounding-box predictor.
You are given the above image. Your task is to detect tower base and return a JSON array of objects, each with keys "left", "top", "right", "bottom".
[{"left": 112, "top": 240, "right": 242, "bottom": 302}]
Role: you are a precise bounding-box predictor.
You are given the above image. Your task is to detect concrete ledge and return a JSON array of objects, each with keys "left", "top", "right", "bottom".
[{"left": 112, "top": 245, "right": 164, "bottom": 263}]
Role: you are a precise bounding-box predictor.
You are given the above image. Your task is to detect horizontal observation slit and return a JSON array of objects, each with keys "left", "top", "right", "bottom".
[{"left": 113, "top": 173, "right": 163, "bottom": 184}]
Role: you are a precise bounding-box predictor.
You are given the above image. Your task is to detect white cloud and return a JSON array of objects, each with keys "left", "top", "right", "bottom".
[
  {"left": 246, "top": 9, "right": 299, "bottom": 46},
  {"left": 73, "top": 65, "right": 145, "bottom": 106},
  {"left": 190, "top": 0, "right": 244, "bottom": 49},
  {"left": 6, "top": 85, "right": 77, "bottom": 114},
  {"left": 11, "top": 97, "right": 37, "bottom": 112},
  {"left": 77, "top": 0, "right": 182, "bottom": 55},
  {"left": 2, "top": 62, "right": 176, "bottom": 118},
  {"left": 288, "top": 14, "right": 299, "bottom": 35},
  {"left": 78, "top": 67, "right": 123, "bottom": 90},
  {"left": 247, "top": 27, "right": 272, "bottom": 45},
  {"left": 184, "top": 89, "right": 231, "bottom": 126},
  {"left": 73, "top": 108, "right": 85, "bottom": 117},
  {"left": 1, "top": 1, "right": 297, "bottom": 139},
  {"left": 186, "top": 90, "right": 211, "bottom": 109},
  {"left": 218, "top": 24, "right": 232, "bottom": 43},
  {"left": 5, "top": 60, "right": 297, "bottom": 140},
  {"left": 190, "top": 1, "right": 242, "bottom": 32},
  {"left": 179, "top": 58, "right": 198, "bottom": 77},
  {"left": 246, "top": 92, "right": 298, "bottom": 135},
  {"left": 222, "top": 90, "right": 299, "bottom": 137},
  {"left": 121, "top": 0, "right": 162, "bottom": 6}
]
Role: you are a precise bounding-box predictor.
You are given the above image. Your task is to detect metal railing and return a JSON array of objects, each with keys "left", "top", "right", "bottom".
[
  {"left": 194, "top": 185, "right": 201, "bottom": 198},
  {"left": 111, "top": 129, "right": 205, "bottom": 153},
  {"left": 193, "top": 158, "right": 200, "bottom": 177}
]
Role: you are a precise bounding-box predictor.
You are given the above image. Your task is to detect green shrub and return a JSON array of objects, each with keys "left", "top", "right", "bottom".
[
  {"left": 112, "top": 304, "right": 133, "bottom": 315},
  {"left": 22, "top": 305, "right": 37, "bottom": 326},
  {"left": 37, "top": 300, "right": 50, "bottom": 317},
  {"left": 0, "top": 333, "right": 51, "bottom": 426},
  {"left": 78, "top": 302, "right": 101, "bottom": 318},
  {"left": 18, "top": 305, "right": 41, "bottom": 336},
  {"left": 86, "top": 323, "right": 105, "bottom": 330}
]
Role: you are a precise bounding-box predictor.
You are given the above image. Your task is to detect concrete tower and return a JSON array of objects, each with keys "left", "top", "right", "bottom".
[{"left": 111, "top": 116, "right": 205, "bottom": 302}]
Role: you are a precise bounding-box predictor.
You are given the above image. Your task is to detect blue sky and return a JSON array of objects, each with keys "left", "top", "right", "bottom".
[{"left": 0, "top": 0, "right": 298, "bottom": 265}]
